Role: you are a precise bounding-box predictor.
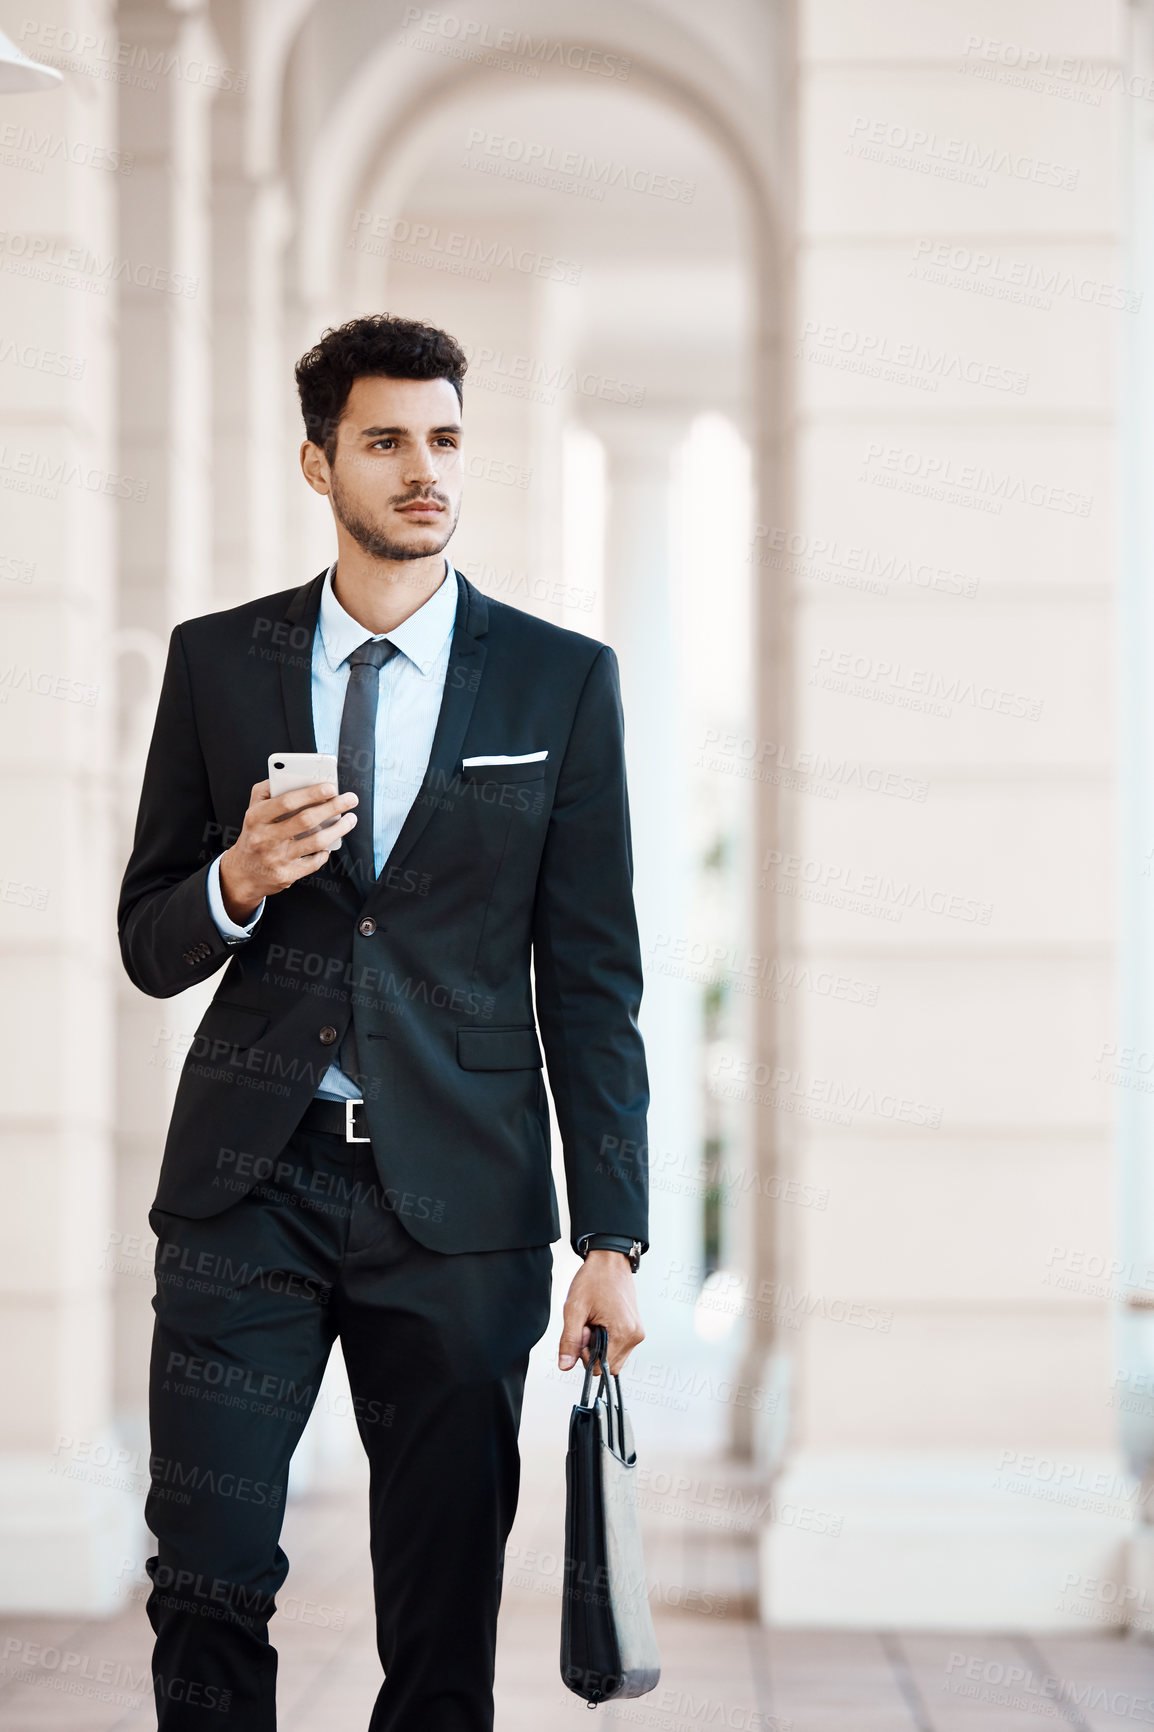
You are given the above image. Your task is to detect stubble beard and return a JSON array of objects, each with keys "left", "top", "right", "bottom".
[{"left": 330, "top": 467, "right": 458, "bottom": 563}]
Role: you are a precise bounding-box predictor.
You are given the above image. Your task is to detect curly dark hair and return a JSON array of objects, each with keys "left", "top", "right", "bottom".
[{"left": 295, "top": 313, "right": 468, "bottom": 462}]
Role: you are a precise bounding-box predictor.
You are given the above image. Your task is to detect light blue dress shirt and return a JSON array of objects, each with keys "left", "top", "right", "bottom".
[{"left": 206, "top": 556, "right": 458, "bottom": 1099}]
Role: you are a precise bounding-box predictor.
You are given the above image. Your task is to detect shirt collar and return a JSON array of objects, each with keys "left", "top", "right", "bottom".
[{"left": 318, "top": 556, "right": 458, "bottom": 677}]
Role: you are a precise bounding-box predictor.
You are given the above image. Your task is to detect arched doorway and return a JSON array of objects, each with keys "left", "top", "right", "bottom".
[{"left": 269, "top": 7, "right": 786, "bottom": 1466}]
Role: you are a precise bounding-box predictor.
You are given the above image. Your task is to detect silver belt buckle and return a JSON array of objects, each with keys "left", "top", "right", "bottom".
[{"left": 345, "top": 1098, "right": 371, "bottom": 1143}]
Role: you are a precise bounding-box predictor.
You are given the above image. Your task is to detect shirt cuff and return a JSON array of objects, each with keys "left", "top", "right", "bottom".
[{"left": 206, "top": 854, "right": 265, "bottom": 940}]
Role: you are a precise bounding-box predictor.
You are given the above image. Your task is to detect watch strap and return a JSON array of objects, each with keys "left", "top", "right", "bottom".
[{"left": 579, "top": 1233, "right": 643, "bottom": 1272}]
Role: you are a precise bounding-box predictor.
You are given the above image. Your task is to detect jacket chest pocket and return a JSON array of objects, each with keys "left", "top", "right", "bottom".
[
  {"left": 450, "top": 761, "right": 547, "bottom": 820},
  {"left": 459, "top": 757, "right": 547, "bottom": 784}
]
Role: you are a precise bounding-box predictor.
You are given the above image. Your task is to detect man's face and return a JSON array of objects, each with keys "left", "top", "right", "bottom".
[{"left": 307, "top": 374, "right": 463, "bottom": 562}]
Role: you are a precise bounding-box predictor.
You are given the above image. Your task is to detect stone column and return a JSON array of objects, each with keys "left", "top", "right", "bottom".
[
  {"left": 760, "top": 0, "right": 1129, "bottom": 1627},
  {"left": 0, "top": 0, "right": 133, "bottom": 1611},
  {"left": 114, "top": 0, "right": 223, "bottom": 1467},
  {"left": 590, "top": 407, "right": 713, "bottom": 1417},
  {"left": 209, "top": 0, "right": 291, "bottom": 609},
  {"left": 1119, "top": 0, "right": 1154, "bottom": 1608}
]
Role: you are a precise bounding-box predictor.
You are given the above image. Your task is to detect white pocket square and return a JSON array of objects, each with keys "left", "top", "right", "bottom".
[{"left": 461, "top": 751, "right": 548, "bottom": 767}]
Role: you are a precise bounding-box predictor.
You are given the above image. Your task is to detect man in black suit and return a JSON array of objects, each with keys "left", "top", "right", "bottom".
[{"left": 117, "top": 314, "right": 649, "bottom": 1730}]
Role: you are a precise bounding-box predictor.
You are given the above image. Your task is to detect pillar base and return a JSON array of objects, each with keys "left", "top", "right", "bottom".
[
  {"left": 0, "top": 1455, "right": 144, "bottom": 1614},
  {"left": 760, "top": 1451, "right": 1136, "bottom": 1630}
]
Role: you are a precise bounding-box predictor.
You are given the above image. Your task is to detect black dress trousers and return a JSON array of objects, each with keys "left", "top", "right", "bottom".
[{"left": 144, "top": 1119, "right": 553, "bottom": 1731}]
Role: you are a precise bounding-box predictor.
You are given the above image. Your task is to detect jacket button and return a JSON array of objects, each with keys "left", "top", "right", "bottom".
[
  {"left": 318, "top": 1025, "right": 338, "bottom": 1045},
  {"left": 358, "top": 917, "right": 377, "bottom": 937}
]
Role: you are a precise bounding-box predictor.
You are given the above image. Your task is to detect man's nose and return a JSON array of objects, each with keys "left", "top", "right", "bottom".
[{"left": 404, "top": 449, "right": 439, "bottom": 489}]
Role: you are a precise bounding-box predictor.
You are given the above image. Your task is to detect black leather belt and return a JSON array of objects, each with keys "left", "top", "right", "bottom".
[{"left": 299, "top": 1096, "right": 371, "bottom": 1142}]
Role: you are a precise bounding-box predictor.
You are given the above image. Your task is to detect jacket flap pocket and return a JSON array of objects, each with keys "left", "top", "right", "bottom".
[
  {"left": 457, "top": 1026, "right": 543, "bottom": 1070},
  {"left": 198, "top": 1000, "right": 270, "bottom": 1050},
  {"left": 459, "top": 758, "right": 546, "bottom": 783}
]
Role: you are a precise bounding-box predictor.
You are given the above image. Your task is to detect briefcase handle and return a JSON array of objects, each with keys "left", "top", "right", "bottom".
[{"left": 579, "top": 1324, "right": 630, "bottom": 1462}]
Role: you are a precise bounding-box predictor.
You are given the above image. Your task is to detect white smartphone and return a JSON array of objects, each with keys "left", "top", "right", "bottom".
[{"left": 268, "top": 751, "right": 339, "bottom": 799}]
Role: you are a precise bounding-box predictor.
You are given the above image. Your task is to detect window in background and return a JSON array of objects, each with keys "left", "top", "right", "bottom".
[
  {"left": 671, "top": 412, "right": 755, "bottom": 1305},
  {"left": 561, "top": 424, "right": 606, "bottom": 640}
]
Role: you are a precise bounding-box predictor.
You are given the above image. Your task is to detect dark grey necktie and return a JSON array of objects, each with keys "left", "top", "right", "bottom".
[{"left": 337, "top": 636, "right": 397, "bottom": 1090}]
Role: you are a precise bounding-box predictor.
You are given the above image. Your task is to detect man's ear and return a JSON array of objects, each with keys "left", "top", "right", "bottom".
[{"left": 300, "top": 439, "right": 332, "bottom": 496}]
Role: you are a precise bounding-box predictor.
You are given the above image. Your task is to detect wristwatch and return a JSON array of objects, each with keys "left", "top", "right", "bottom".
[{"left": 578, "top": 1233, "right": 643, "bottom": 1274}]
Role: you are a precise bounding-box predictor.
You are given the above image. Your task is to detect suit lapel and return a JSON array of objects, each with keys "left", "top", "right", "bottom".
[
  {"left": 279, "top": 567, "right": 325, "bottom": 755},
  {"left": 278, "top": 567, "right": 357, "bottom": 905},
  {"left": 366, "top": 570, "right": 488, "bottom": 903}
]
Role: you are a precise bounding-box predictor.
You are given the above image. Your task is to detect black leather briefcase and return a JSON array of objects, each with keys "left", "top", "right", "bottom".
[{"left": 560, "top": 1326, "right": 661, "bottom": 1706}]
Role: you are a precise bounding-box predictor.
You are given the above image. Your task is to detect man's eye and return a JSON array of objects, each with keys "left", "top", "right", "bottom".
[{"left": 371, "top": 439, "right": 395, "bottom": 450}]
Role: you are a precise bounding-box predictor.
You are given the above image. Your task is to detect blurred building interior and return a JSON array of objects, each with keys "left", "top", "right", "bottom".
[{"left": 3, "top": 0, "right": 1154, "bottom": 1665}]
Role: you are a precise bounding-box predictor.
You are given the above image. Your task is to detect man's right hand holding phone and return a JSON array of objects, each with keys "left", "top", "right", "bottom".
[{"left": 218, "top": 780, "right": 359, "bottom": 924}]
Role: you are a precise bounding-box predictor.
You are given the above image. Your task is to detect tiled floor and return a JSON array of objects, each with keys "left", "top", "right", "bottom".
[
  {"left": 2, "top": 1360, "right": 1153, "bottom": 1729},
  {"left": 3, "top": 1514, "right": 1153, "bottom": 1732}
]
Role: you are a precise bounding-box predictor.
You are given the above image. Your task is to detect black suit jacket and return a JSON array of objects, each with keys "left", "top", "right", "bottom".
[{"left": 117, "top": 568, "right": 650, "bottom": 1254}]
